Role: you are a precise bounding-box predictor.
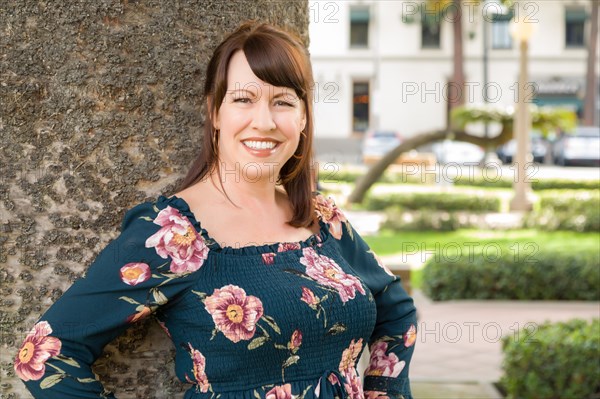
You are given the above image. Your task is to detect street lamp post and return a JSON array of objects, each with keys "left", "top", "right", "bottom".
[{"left": 509, "top": 17, "right": 535, "bottom": 211}]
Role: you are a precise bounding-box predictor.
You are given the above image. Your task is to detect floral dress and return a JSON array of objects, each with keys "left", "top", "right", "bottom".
[{"left": 15, "top": 192, "right": 417, "bottom": 399}]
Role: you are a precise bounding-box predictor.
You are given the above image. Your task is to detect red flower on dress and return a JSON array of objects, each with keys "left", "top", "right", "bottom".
[
  {"left": 188, "top": 343, "right": 210, "bottom": 393},
  {"left": 404, "top": 324, "right": 417, "bottom": 347},
  {"left": 119, "top": 262, "right": 151, "bottom": 286},
  {"left": 14, "top": 321, "right": 62, "bottom": 381},
  {"left": 287, "top": 329, "right": 303, "bottom": 353},
  {"left": 300, "top": 287, "right": 318, "bottom": 308},
  {"left": 278, "top": 242, "right": 301, "bottom": 252},
  {"left": 145, "top": 206, "right": 209, "bottom": 274},
  {"left": 313, "top": 194, "right": 347, "bottom": 239},
  {"left": 365, "top": 341, "right": 405, "bottom": 378},
  {"left": 342, "top": 368, "right": 364, "bottom": 399},
  {"left": 300, "top": 247, "right": 365, "bottom": 303},
  {"left": 204, "top": 285, "right": 264, "bottom": 343},
  {"left": 262, "top": 252, "right": 275, "bottom": 265},
  {"left": 266, "top": 384, "right": 293, "bottom": 399}
]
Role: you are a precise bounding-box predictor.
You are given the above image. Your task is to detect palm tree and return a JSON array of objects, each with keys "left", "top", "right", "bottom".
[
  {"left": 582, "top": 0, "right": 599, "bottom": 126},
  {"left": 423, "top": 0, "right": 513, "bottom": 126}
]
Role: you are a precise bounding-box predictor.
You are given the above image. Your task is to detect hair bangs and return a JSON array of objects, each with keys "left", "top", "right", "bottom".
[{"left": 243, "top": 35, "right": 306, "bottom": 99}]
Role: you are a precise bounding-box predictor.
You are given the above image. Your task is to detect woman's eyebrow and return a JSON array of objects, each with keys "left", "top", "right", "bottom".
[{"left": 273, "top": 91, "right": 298, "bottom": 100}]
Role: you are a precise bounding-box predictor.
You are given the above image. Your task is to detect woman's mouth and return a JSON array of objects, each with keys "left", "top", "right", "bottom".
[{"left": 242, "top": 140, "right": 278, "bottom": 150}]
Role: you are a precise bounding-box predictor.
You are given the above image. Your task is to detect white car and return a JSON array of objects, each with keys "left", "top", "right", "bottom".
[
  {"left": 362, "top": 130, "right": 403, "bottom": 164},
  {"left": 432, "top": 140, "right": 484, "bottom": 165}
]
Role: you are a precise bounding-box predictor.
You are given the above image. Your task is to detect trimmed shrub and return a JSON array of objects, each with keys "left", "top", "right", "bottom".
[
  {"left": 526, "top": 191, "right": 600, "bottom": 232},
  {"left": 500, "top": 318, "right": 600, "bottom": 399},
  {"left": 364, "top": 192, "right": 501, "bottom": 213},
  {"left": 422, "top": 248, "right": 600, "bottom": 301}
]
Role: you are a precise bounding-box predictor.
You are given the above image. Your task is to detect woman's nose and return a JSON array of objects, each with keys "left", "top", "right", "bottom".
[{"left": 251, "top": 100, "right": 276, "bottom": 132}]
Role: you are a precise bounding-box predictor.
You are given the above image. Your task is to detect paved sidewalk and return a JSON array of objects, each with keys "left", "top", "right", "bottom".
[{"left": 408, "top": 289, "right": 600, "bottom": 397}]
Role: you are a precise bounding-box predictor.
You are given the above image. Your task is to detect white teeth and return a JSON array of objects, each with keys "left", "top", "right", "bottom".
[{"left": 243, "top": 140, "right": 277, "bottom": 150}]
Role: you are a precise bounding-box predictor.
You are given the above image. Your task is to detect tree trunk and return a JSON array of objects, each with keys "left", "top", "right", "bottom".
[
  {"left": 449, "top": 0, "right": 466, "bottom": 115},
  {"left": 583, "top": 0, "right": 599, "bottom": 126}
]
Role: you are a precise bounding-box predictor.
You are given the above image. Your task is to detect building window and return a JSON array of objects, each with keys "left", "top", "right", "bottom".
[
  {"left": 421, "top": 13, "right": 441, "bottom": 48},
  {"left": 491, "top": 13, "right": 512, "bottom": 49},
  {"left": 350, "top": 7, "right": 369, "bottom": 48},
  {"left": 352, "top": 82, "right": 369, "bottom": 132},
  {"left": 565, "top": 8, "right": 586, "bottom": 48}
]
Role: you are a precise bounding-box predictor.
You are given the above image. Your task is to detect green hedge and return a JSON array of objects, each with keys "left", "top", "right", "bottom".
[
  {"left": 422, "top": 248, "right": 600, "bottom": 301},
  {"left": 500, "top": 318, "right": 600, "bottom": 399},
  {"left": 364, "top": 192, "right": 501, "bottom": 213},
  {"left": 526, "top": 191, "right": 600, "bottom": 232},
  {"left": 454, "top": 176, "right": 600, "bottom": 190}
]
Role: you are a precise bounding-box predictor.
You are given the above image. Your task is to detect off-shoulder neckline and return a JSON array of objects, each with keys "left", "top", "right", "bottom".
[{"left": 155, "top": 194, "right": 330, "bottom": 256}]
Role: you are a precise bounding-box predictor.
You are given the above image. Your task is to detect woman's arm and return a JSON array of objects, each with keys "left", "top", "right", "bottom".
[
  {"left": 315, "top": 193, "right": 417, "bottom": 399},
  {"left": 14, "top": 201, "right": 206, "bottom": 398}
]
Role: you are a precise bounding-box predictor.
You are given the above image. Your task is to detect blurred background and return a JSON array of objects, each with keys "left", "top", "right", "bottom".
[{"left": 308, "top": 1, "right": 600, "bottom": 398}]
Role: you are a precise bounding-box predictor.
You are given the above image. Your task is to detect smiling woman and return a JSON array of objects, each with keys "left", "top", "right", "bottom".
[{"left": 16, "top": 21, "right": 417, "bottom": 399}]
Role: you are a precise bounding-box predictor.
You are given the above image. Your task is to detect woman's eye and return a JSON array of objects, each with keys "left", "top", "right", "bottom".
[
  {"left": 275, "top": 100, "right": 294, "bottom": 107},
  {"left": 233, "top": 97, "right": 252, "bottom": 104}
]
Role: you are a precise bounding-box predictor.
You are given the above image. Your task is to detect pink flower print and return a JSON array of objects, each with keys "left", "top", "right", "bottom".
[
  {"left": 204, "top": 285, "right": 264, "bottom": 343},
  {"left": 404, "top": 324, "right": 417, "bottom": 347},
  {"left": 365, "top": 341, "right": 405, "bottom": 378},
  {"left": 300, "top": 247, "right": 365, "bottom": 303},
  {"left": 262, "top": 252, "right": 275, "bottom": 265},
  {"left": 287, "top": 329, "right": 303, "bottom": 353},
  {"left": 126, "top": 306, "right": 152, "bottom": 323},
  {"left": 266, "top": 384, "right": 293, "bottom": 399},
  {"left": 365, "top": 391, "right": 389, "bottom": 399},
  {"left": 119, "top": 262, "right": 151, "bottom": 286},
  {"left": 157, "top": 319, "right": 172, "bottom": 338},
  {"left": 14, "top": 321, "right": 62, "bottom": 381},
  {"left": 145, "top": 206, "right": 209, "bottom": 274},
  {"left": 339, "top": 338, "right": 363, "bottom": 373},
  {"left": 278, "top": 242, "right": 301, "bottom": 252},
  {"left": 371, "top": 252, "right": 395, "bottom": 277},
  {"left": 188, "top": 343, "right": 210, "bottom": 393},
  {"left": 328, "top": 372, "right": 340, "bottom": 386},
  {"left": 313, "top": 194, "right": 347, "bottom": 239},
  {"left": 300, "top": 287, "right": 318, "bottom": 308},
  {"left": 342, "top": 368, "right": 364, "bottom": 399}
]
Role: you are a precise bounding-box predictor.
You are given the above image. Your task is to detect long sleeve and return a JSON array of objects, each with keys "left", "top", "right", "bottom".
[
  {"left": 14, "top": 200, "right": 208, "bottom": 398},
  {"left": 314, "top": 193, "right": 417, "bottom": 399}
]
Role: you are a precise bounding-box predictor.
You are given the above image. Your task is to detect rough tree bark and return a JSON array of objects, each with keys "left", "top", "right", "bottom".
[{"left": 0, "top": 2, "right": 307, "bottom": 398}]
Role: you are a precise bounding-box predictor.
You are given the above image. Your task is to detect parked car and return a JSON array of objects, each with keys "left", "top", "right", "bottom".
[
  {"left": 552, "top": 126, "right": 600, "bottom": 166},
  {"left": 496, "top": 131, "right": 549, "bottom": 164},
  {"left": 362, "top": 130, "right": 403, "bottom": 164},
  {"left": 431, "top": 139, "right": 484, "bottom": 165}
]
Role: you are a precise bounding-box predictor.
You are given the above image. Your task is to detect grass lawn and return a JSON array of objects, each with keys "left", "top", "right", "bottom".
[
  {"left": 363, "top": 229, "right": 600, "bottom": 255},
  {"left": 363, "top": 229, "right": 600, "bottom": 290}
]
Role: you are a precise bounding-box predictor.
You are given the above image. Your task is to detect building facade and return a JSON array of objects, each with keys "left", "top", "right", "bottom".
[{"left": 309, "top": 0, "right": 600, "bottom": 138}]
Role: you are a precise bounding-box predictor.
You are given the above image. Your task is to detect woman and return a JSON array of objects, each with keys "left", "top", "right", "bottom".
[{"left": 14, "top": 21, "right": 417, "bottom": 399}]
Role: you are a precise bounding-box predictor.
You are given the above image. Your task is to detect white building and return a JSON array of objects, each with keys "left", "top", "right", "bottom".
[{"left": 309, "top": 0, "right": 600, "bottom": 138}]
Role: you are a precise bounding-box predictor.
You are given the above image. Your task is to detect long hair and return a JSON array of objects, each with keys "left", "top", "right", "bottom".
[{"left": 174, "top": 21, "right": 316, "bottom": 228}]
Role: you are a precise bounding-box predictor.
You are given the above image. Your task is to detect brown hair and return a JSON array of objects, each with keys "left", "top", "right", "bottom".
[{"left": 175, "top": 21, "right": 316, "bottom": 228}]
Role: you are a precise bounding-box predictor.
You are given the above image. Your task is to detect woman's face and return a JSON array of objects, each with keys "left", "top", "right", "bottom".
[{"left": 213, "top": 50, "right": 306, "bottom": 183}]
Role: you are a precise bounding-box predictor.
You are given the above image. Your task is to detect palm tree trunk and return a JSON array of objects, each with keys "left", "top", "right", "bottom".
[
  {"left": 450, "top": 0, "right": 466, "bottom": 113},
  {"left": 583, "top": 0, "right": 599, "bottom": 126}
]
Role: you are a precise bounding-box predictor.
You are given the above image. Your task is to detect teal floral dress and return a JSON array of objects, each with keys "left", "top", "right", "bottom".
[{"left": 15, "top": 192, "right": 417, "bottom": 399}]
